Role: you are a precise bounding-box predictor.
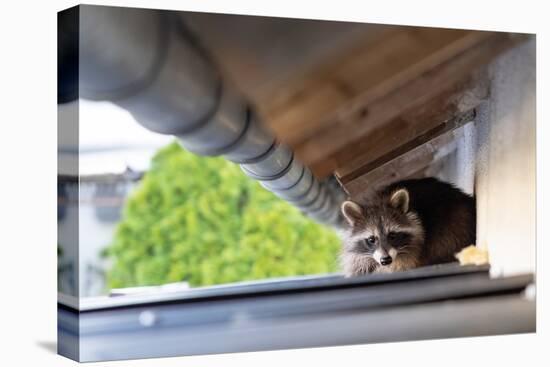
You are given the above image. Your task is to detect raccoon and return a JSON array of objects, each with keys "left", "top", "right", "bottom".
[{"left": 340, "top": 177, "right": 476, "bottom": 276}]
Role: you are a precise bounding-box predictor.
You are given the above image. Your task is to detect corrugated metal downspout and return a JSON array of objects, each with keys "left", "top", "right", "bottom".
[{"left": 75, "top": 6, "right": 344, "bottom": 227}]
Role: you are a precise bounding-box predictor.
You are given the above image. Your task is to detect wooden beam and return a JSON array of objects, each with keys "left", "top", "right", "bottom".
[
  {"left": 260, "top": 27, "right": 527, "bottom": 178},
  {"left": 335, "top": 103, "right": 478, "bottom": 185},
  {"left": 311, "top": 76, "right": 483, "bottom": 179},
  {"left": 342, "top": 123, "right": 469, "bottom": 199},
  {"left": 262, "top": 27, "right": 474, "bottom": 143}
]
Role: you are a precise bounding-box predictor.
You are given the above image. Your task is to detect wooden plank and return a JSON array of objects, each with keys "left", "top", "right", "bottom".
[
  {"left": 311, "top": 77, "right": 482, "bottom": 178},
  {"left": 262, "top": 27, "right": 474, "bottom": 145},
  {"left": 342, "top": 124, "right": 468, "bottom": 198},
  {"left": 261, "top": 29, "right": 526, "bottom": 178},
  {"left": 335, "top": 104, "right": 478, "bottom": 184},
  {"left": 267, "top": 27, "right": 490, "bottom": 144},
  {"left": 301, "top": 32, "right": 523, "bottom": 174},
  {"left": 259, "top": 27, "right": 408, "bottom": 123},
  {"left": 327, "top": 54, "right": 492, "bottom": 182}
]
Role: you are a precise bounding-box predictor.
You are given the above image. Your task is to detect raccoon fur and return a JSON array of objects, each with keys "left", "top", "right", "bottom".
[{"left": 340, "top": 177, "right": 476, "bottom": 276}]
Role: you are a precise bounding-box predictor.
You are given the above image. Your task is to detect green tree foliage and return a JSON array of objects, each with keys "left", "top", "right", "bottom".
[{"left": 104, "top": 141, "right": 341, "bottom": 288}]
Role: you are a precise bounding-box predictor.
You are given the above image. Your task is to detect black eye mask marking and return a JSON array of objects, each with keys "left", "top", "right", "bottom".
[{"left": 387, "top": 231, "right": 412, "bottom": 248}]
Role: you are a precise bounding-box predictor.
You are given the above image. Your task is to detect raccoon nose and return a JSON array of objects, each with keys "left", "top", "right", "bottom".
[{"left": 380, "top": 256, "right": 393, "bottom": 266}]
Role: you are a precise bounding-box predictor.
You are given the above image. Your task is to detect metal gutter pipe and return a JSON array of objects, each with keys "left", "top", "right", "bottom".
[{"left": 63, "top": 5, "right": 344, "bottom": 226}]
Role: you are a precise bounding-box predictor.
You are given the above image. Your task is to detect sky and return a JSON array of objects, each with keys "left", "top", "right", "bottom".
[{"left": 59, "top": 99, "right": 174, "bottom": 175}]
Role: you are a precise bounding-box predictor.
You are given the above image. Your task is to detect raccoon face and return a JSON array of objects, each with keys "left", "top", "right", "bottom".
[{"left": 340, "top": 188, "right": 424, "bottom": 268}]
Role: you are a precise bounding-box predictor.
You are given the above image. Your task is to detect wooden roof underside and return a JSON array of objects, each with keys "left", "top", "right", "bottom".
[{"left": 183, "top": 13, "right": 527, "bottom": 197}]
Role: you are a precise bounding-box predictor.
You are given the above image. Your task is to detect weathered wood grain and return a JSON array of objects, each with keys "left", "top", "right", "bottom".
[
  {"left": 261, "top": 29, "right": 525, "bottom": 178},
  {"left": 342, "top": 123, "right": 469, "bottom": 198}
]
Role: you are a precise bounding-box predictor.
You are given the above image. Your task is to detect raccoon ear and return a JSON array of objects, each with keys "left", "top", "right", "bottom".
[
  {"left": 390, "top": 188, "right": 409, "bottom": 213},
  {"left": 341, "top": 200, "right": 364, "bottom": 226}
]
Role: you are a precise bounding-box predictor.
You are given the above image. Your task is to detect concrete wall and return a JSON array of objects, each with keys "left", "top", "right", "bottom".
[
  {"left": 475, "top": 38, "right": 536, "bottom": 276},
  {"left": 436, "top": 38, "right": 536, "bottom": 276}
]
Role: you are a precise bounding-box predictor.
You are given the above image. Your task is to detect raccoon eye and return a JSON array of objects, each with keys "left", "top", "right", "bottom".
[
  {"left": 366, "top": 236, "right": 376, "bottom": 245},
  {"left": 388, "top": 232, "right": 397, "bottom": 240}
]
